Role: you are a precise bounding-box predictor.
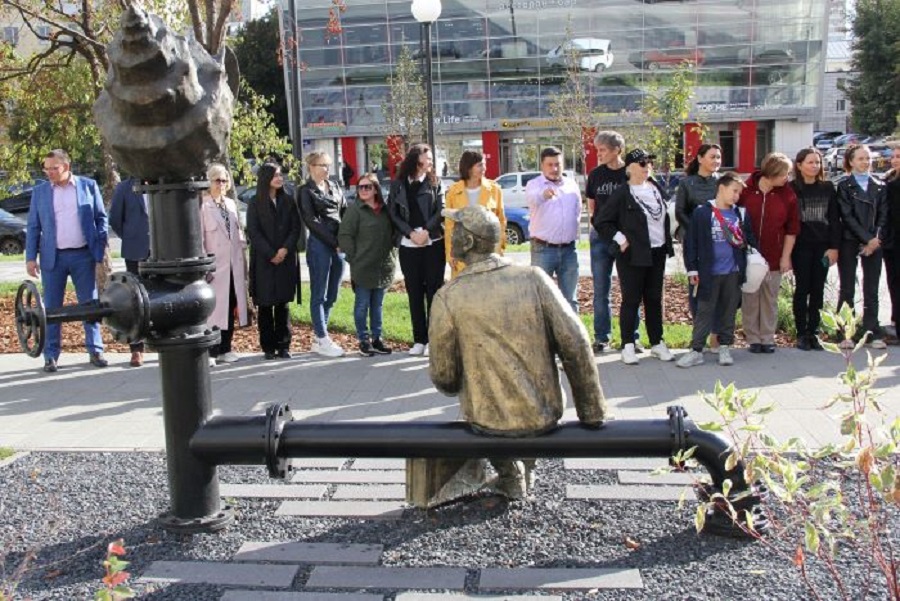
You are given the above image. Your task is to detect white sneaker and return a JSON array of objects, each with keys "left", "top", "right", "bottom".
[
  {"left": 869, "top": 338, "right": 887, "bottom": 350},
  {"left": 718, "top": 346, "right": 734, "bottom": 366},
  {"left": 676, "top": 350, "right": 704, "bottom": 368},
  {"left": 208, "top": 357, "right": 217, "bottom": 367},
  {"left": 621, "top": 343, "right": 639, "bottom": 365},
  {"left": 424, "top": 344, "right": 430, "bottom": 357},
  {"left": 218, "top": 351, "right": 240, "bottom": 363},
  {"left": 408, "top": 343, "right": 427, "bottom": 356},
  {"left": 315, "top": 336, "right": 345, "bottom": 358},
  {"left": 633, "top": 339, "right": 645, "bottom": 353},
  {"left": 650, "top": 342, "right": 674, "bottom": 362}
]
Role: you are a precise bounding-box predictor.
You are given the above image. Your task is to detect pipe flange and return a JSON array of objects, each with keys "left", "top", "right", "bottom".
[
  {"left": 135, "top": 181, "right": 210, "bottom": 193},
  {"left": 265, "top": 403, "right": 294, "bottom": 479},
  {"left": 146, "top": 328, "right": 220, "bottom": 350},
  {"left": 667, "top": 405, "right": 687, "bottom": 467},
  {"left": 140, "top": 255, "right": 215, "bottom": 277},
  {"left": 159, "top": 506, "right": 234, "bottom": 533}
]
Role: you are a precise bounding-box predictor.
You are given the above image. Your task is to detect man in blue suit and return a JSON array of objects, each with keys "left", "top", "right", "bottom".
[
  {"left": 25, "top": 149, "right": 109, "bottom": 373},
  {"left": 109, "top": 177, "right": 149, "bottom": 367}
]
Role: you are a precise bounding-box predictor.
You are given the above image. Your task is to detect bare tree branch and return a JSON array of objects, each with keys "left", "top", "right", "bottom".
[{"left": 188, "top": 0, "right": 205, "bottom": 46}]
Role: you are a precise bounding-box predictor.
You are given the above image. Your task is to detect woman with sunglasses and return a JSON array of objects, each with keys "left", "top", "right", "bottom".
[
  {"left": 338, "top": 173, "right": 396, "bottom": 356},
  {"left": 443, "top": 149, "right": 506, "bottom": 278},
  {"left": 200, "top": 163, "right": 250, "bottom": 366},
  {"left": 246, "top": 162, "right": 302, "bottom": 360},
  {"left": 789, "top": 148, "right": 841, "bottom": 351},
  {"left": 388, "top": 143, "right": 445, "bottom": 356},
  {"left": 596, "top": 148, "right": 675, "bottom": 365},
  {"left": 298, "top": 151, "right": 347, "bottom": 357},
  {"left": 737, "top": 152, "right": 800, "bottom": 354}
]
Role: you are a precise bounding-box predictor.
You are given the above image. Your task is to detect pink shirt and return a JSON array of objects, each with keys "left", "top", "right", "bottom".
[
  {"left": 525, "top": 174, "right": 582, "bottom": 244},
  {"left": 53, "top": 179, "right": 86, "bottom": 249}
]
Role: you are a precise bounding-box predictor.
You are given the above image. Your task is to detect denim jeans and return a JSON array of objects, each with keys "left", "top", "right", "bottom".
[
  {"left": 531, "top": 240, "right": 579, "bottom": 313},
  {"left": 354, "top": 286, "right": 386, "bottom": 342},
  {"left": 590, "top": 230, "right": 640, "bottom": 342},
  {"left": 42, "top": 247, "right": 103, "bottom": 360},
  {"left": 306, "top": 235, "right": 345, "bottom": 339}
]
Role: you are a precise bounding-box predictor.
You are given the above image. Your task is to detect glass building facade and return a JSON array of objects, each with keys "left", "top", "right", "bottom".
[{"left": 280, "top": 0, "right": 828, "bottom": 177}]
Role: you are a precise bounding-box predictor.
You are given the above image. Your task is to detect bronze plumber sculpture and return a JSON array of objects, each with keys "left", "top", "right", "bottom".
[{"left": 13, "top": 9, "right": 765, "bottom": 536}]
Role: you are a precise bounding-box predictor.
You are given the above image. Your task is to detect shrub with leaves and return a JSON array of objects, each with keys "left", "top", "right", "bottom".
[
  {"left": 94, "top": 539, "right": 135, "bottom": 601},
  {"left": 692, "top": 304, "right": 899, "bottom": 599}
]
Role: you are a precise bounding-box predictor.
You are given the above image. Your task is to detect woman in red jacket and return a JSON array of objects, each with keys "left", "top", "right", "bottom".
[{"left": 737, "top": 152, "right": 800, "bottom": 353}]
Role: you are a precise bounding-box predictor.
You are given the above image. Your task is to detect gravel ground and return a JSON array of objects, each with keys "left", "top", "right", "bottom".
[{"left": 0, "top": 452, "right": 896, "bottom": 600}]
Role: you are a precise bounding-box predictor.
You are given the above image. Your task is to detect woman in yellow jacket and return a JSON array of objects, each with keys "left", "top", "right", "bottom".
[{"left": 444, "top": 150, "right": 507, "bottom": 277}]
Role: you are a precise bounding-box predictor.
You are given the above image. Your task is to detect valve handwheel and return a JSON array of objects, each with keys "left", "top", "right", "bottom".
[{"left": 15, "top": 281, "right": 46, "bottom": 358}]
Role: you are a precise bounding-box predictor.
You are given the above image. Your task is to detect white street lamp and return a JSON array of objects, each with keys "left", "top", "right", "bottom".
[{"left": 411, "top": 0, "right": 442, "bottom": 152}]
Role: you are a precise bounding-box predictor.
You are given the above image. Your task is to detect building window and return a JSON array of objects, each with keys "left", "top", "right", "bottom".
[
  {"left": 2, "top": 27, "right": 19, "bottom": 46},
  {"left": 36, "top": 25, "right": 51, "bottom": 45},
  {"left": 836, "top": 99, "right": 846, "bottom": 112}
]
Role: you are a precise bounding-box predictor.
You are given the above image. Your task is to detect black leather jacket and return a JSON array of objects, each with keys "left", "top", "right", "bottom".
[
  {"left": 298, "top": 179, "right": 346, "bottom": 249},
  {"left": 387, "top": 177, "right": 444, "bottom": 244},
  {"left": 836, "top": 175, "right": 888, "bottom": 245}
]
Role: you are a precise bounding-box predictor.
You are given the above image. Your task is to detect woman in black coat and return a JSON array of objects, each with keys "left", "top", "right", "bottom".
[{"left": 246, "top": 162, "right": 301, "bottom": 359}]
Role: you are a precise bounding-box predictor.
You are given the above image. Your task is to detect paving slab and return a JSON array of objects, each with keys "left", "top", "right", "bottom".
[
  {"left": 139, "top": 561, "right": 298, "bottom": 588},
  {"left": 564, "top": 458, "right": 669, "bottom": 470},
  {"left": 332, "top": 485, "right": 406, "bottom": 500},
  {"left": 616, "top": 470, "right": 702, "bottom": 486},
  {"left": 396, "top": 592, "right": 562, "bottom": 601},
  {"left": 291, "top": 458, "right": 348, "bottom": 469},
  {"left": 233, "top": 542, "right": 383, "bottom": 565},
  {"left": 351, "top": 458, "right": 406, "bottom": 470},
  {"left": 220, "top": 484, "right": 327, "bottom": 499},
  {"left": 478, "top": 568, "right": 643, "bottom": 590},
  {"left": 221, "top": 592, "right": 381, "bottom": 601},
  {"left": 292, "top": 470, "right": 406, "bottom": 484},
  {"left": 567, "top": 484, "right": 693, "bottom": 501},
  {"left": 306, "top": 566, "right": 467, "bottom": 590},
  {"left": 275, "top": 501, "right": 406, "bottom": 519}
]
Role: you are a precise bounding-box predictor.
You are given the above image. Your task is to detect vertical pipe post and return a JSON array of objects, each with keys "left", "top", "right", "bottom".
[{"left": 423, "top": 20, "right": 435, "bottom": 152}]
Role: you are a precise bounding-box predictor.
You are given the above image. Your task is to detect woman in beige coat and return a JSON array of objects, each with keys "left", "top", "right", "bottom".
[{"left": 200, "top": 163, "right": 249, "bottom": 366}]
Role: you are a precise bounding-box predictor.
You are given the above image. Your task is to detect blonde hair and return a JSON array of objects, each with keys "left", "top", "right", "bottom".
[
  {"left": 305, "top": 151, "right": 332, "bottom": 167},
  {"left": 759, "top": 152, "right": 792, "bottom": 179},
  {"left": 206, "top": 162, "right": 231, "bottom": 185}
]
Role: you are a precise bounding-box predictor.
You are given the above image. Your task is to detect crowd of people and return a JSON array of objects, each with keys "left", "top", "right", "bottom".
[{"left": 23, "top": 138, "right": 900, "bottom": 372}]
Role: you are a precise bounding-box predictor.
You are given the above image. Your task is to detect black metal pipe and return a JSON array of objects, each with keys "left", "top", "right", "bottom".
[
  {"left": 422, "top": 20, "right": 435, "bottom": 151},
  {"left": 45, "top": 301, "right": 115, "bottom": 324}
]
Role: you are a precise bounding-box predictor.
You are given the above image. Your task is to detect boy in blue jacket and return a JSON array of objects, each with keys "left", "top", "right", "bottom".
[{"left": 678, "top": 172, "right": 757, "bottom": 367}]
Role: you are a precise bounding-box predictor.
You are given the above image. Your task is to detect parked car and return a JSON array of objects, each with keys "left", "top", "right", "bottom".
[
  {"left": 0, "top": 179, "right": 46, "bottom": 215},
  {"left": 503, "top": 205, "right": 530, "bottom": 246},
  {"left": 0, "top": 208, "right": 27, "bottom": 255},
  {"left": 824, "top": 146, "right": 847, "bottom": 175},
  {"left": 628, "top": 46, "right": 703, "bottom": 71},
  {"left": 814, "top": 131, "right": 843, "bottom": 151},
  {"left": 545, "top": 38, "right": 614, "bottom": 73},
  {"left": 494, "top": 170, "right": 581, "bottom": 208},
  {"left": 832, "top": 133, "right": 862, "bottom": 148}
]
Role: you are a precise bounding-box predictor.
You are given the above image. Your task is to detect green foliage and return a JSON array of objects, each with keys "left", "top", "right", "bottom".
[
  {"left": 693, "top": 307, "right": 899, "bottom": 598},
  {"left": 0, "top": 448, "right": 13, "bottom": 461},
  {"left": 229, "top": 80, "right": 293, "bottom": 185},
  {"left": 231, "top": 8, "right": 288, "bottom": 137},
  {"left": 382, "top": 45, "right": 428, "bottom": 160},
  {"left": 846, "top": 0, "right": 900, "bottom": 136}
]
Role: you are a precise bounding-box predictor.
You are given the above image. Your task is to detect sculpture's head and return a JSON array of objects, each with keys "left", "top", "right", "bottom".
[{"left": 443, "top": 206, "right": 501, "bottom": 262}]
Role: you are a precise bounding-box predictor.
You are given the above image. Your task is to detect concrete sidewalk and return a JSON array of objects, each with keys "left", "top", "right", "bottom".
[{"left": 1, "top": 347, "right": 897, "bottom": 452}]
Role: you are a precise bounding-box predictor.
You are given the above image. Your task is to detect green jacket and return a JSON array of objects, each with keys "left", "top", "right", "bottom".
[{"left": 338, "top": 200, "right": 397, "bottom": 289}]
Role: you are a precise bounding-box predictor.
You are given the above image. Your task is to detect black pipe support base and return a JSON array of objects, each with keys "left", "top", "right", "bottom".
[
  {"left": 159, "top": 505, "right": 234, "bottom": 534},
  {"left": 695, "top": 480, "right": 770, "bottom": 538},
  {"left": 266, "top": 404, "right": 294, "bottom": 479}
]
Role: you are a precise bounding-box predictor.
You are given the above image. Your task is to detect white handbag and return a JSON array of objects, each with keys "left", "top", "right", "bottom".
[{"left": 743, "top": 247, "right": 768, "bottom": 294}]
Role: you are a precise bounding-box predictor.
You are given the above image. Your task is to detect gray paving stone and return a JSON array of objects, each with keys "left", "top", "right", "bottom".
[
  {"left": 233, "top": 542, "right": 383, "bottom": 564},
  {"left": 332, "top": 485, "right": 406, "bottom": 500},
  {"left": 292, "top": 470, "right": 406, "bottom": 484},
  {"left": 306, "top": 566, "right": 467, "bottom": 589},
  {"left": 617, "top": 470, "right": 704, "bottom": 486},
  {"left": 567, "top": 484, "right": 694, "bottom": 501},
  {"left": 221, "top": 592, "right": 381, "bottom": 601},
  {"left": 396, "top": 595, "right": 562, "bottom": 601},
  {"left": 220, "top": 484, "right": 327, "bottom": 499},
  {"left": 564, "top": 458, "right": 668, "bottom": 470},
  {"left": 139, "top": 561, "right": 298, "bottom": 588},
  {"left": 291, "top": 458, "right": 348, "bottom": 469},
  {"left": 275, "top": 501, "right": 406, "bottom": 519},
  {"left": 351, "top": 458, "right": 405, "bottom": 470},
  {"left": 478, "top": 568, "right": 643, "bottom": 590}
]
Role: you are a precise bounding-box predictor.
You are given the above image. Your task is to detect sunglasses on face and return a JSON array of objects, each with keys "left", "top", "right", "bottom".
[
  {"left": 357, "top": 183, "right": 375, "bottom": 191},
  {"left": 636, "top": 160, "right": 652, "bottom": 168}
]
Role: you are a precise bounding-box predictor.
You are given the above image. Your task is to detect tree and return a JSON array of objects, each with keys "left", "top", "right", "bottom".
[
  {"left": 232, "top": 7, "right": 288, "bottom": 138},
  {"left": 845, "top": 0, "right": 900, "bottom": 136},
  {"left": 382, "top": 44, "right": 428, "bottom": 163},
  {"left": 229, "top": 80, "right": 292, "bottom": 185},
  {"left": 547, "top": 23, "right": 596, "bottom": 170}
]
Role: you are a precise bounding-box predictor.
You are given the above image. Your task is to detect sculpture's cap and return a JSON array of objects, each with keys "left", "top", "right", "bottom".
[{"left": 442, "top": 206, "right": 500, "bottom": 241}]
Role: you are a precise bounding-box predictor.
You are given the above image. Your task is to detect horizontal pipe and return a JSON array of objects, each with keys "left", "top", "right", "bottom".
[{"left": 190, "top": 414, "right": 746, "bottom": 491}]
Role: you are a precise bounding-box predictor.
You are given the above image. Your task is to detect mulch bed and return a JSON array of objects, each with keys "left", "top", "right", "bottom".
[{"left": 0, "top": 276, "right": 793, "bottom": 355}]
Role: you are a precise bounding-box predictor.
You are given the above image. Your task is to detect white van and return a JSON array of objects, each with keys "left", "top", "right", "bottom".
[
  {"left": 495, "top": 171, "right": 583, "bottom": 208},
  {"left": 546, "top": 38, "right": 614, "bottom": 73}
]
